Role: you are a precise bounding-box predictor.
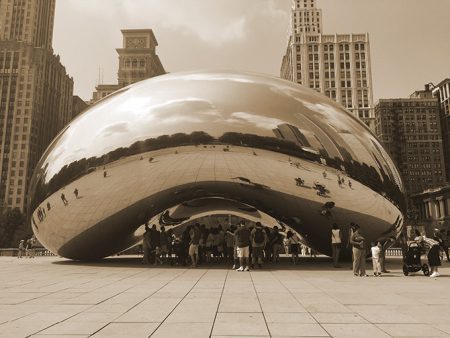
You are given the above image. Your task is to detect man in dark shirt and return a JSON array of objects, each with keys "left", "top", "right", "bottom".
[{"left": 234, "top": 221, "right": 251, "bottom": 271}]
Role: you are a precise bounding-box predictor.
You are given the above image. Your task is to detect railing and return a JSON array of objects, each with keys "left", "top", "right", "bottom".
[
  {"left": 386, "top": 247, "right": 403, "bottom": 256},
  {"left": 0, "top": 248, "right": 55, "bottom": 257}
]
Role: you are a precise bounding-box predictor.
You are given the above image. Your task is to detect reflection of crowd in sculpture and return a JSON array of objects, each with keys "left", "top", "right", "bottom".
[{"left": 141, "top": 221, "right": 315, "bottom": 270}]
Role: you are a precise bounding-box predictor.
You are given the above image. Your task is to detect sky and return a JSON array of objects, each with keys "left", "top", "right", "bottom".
[{"left": 53, "top": 0, "right": 450, "bottom": 102}]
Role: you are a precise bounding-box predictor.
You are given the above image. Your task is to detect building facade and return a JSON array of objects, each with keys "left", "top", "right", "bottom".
[
  {"left": 280, "top": 0, "right": 374, "bottom": 129},
  {"left": 374, "top": 86, "right": 446, "bottom": 201},
  {"left": 412, "top": 185, "right": 450, "bottom": 235},
  {"left": 0, "top": 0, "right": 73, "bottom": 211},
  {"left": 91, "top": 29, "right": 165, "bottom": 103},
  {"left": 432, "top": 78, "right": 450, "bottom": 182}
]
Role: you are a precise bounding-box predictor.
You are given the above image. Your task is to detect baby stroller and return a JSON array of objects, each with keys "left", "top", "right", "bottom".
[
  {"left": 313, "top": 182, "right": 329, "bottom": 196},
  {"left": 402, "top": 242, "right": 429, "bottom": 276}
]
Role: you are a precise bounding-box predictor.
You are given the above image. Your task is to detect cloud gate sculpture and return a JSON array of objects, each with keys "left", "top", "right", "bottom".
[{"left": 28, "top": 71, "right": 405, "bottom": 260}]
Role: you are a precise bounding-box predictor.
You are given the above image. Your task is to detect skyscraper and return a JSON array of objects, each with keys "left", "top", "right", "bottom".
[
  {"left": 374, "top": 85, "right": 446, "bottom": 201},
  {"left": 91, "top": 29, "right": 165, "bottom": 103},
  {"left": 0, "top": 0, "right": 74, "bottom": 211},
  {"left": 281, "top": 0, "right": 374, "bottom": 129},
  {"left": 432, "top": 78, "right": 450, "bottom": 182}
]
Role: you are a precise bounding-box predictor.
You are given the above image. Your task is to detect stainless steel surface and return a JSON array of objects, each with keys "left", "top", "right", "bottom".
[{"left": 28, "top": 71, "right": 404, "bottom": 260}]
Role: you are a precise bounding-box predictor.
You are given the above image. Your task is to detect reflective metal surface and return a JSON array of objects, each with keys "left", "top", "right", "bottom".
[{"left": 28, "top": 71, "right": 405, "bottom": 260}]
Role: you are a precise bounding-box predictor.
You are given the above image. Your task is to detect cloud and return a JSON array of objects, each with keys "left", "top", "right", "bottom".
[{"left": 97, "top": 121, "right": 130, "bottom": 137}]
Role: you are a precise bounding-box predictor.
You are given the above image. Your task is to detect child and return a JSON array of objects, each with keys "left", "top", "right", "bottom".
[{"left": 371, "top": 241, "right": 382, "bottom": 276}]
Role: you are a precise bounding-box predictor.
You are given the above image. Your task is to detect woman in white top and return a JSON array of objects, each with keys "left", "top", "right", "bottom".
[{"left": 331, "top": 223, "right": 342, "bottom": 268}]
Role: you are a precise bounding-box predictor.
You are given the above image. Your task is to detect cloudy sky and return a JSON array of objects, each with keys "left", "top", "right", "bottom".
[{"left": 53, "top": 0, "right": 450, "bottom": 102}]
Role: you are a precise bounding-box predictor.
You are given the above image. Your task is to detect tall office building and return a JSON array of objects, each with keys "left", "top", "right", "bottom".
[
  {"left": 0, "top": 0, "right": 74, "bottom": 211},
  {"left": 281, "top": 0, "right": 374, "bottom": 129},
  {"left": 374, "top": 85, "right": 446, "bottom": 201},
  {"left": 432, "top": 78, "right": 450, "bottom": 182},
  {"left": 91, "top": 29, "right": 165, "bottom": 103}
]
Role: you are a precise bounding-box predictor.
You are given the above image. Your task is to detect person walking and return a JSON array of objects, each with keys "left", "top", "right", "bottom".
[
  {"left": 73, "top": 188, "right": 79, "bottom": 199},
  {"left": 60, "top": 193, "right": 68, "bottom": 206},
  {"left": 250, "top": 222, "right": 267, "bottom": 268},
  {"left": 349, "top": 224, "right": 367, "bottom": 276},
  {"left": 234, "top": 221, "right": 251, "bottom": 271},
  {"left": 330, "top": 223, "right": 342, "bottom": 268}
]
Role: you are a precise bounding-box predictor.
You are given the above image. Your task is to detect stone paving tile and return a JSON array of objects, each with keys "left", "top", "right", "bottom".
[
  {"left": 268, "top": 323, "right": 329, "bottom": 337},
  {"left": 151, "top": 322, "right": 212, "bottom": 338},
  {"left": 212, "top": 312, "right": 270, "bottom": 336},
  {"left": 376, "top": 323, "right": 449, "bottom": 337},
  {"left": 264, "top": 312, "right": 316, "bottom": 324},
  {"left": 91, "top": 322, "right": 159, "bottom": 337},
  {"left": 321, "top": 323, "right": 392, "bottom": 337}
]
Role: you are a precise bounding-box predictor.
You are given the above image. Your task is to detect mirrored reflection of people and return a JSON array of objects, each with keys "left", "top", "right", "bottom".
[
  {"left": 60, "top": 193, "right": 68, "bottom": 206},
  {"left": 103, "top": 170, "right": 107, "bottom": 178},
  {"left": 414, "top": 230, "right": 441, "bottom": 278},
  {"left": 331, "top": 223, "right": 342, "bottom": 268},
  {"left": 46, "top": 202, "right": 51, "bottom": 211},
  {"left": 189, "top": 223, "right": 201, "bottom": 267},
  {"left": 234, "top": 220, "right": 251, "bottom": 271},
  {"left": 349, "top": 224, "right": 367, "bottom": 276},
  {"left": 17, "top": 240, "right": 25, "bottom": 258},
  {"left": 74, "top": 188, "right": 79, "bottom": 199},
  {"left": 142, "top": 223, "right": 152, "bottom": 265}
]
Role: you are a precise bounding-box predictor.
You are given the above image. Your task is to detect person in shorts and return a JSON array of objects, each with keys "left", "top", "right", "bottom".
[{"left": 234, "top": 221, "right": 251, "bottom": 271}]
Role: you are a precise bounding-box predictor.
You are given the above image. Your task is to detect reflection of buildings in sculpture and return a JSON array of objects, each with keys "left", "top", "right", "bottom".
[
  {"left": 375, "top": 85, "right": 446, "bottom": 200},
  {"left": 280, "top": 0, "right": 375, "bottom": 130},
  {"left": 0, "top": 0, "right": 73, "bottom": 211},
  {"left": 272, "top": 123, "right": 310, "bottom": 147},
  {"left": 431, "top": 79, "right": 450, "bottom": 183},
  {"left": 412, "top": 185, "right": 450, "bottom": 236},
  {"left": 91, "top": 29, "right": 165, "bottom": 104}
]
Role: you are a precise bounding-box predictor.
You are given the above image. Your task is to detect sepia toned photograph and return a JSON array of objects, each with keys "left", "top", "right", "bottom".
[{"left": 0, "top": 0, "right": 449, "bottom": 337}]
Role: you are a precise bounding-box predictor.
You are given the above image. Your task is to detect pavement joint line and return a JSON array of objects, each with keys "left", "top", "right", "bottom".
[
  {"left": 273, "top": 270, "right": 332, "bottom": 337},
  {"left": 249, "top": 270, "right": 272, "bottom": 337},
  {"left": 209, "top": 269, "right": 229, "bottom": 337},
  {"left": 147, "top": 269, "right": 210, "bottom": 337},
  {"left": 29, "top": 268, "right": 166, "bottom": 336}
]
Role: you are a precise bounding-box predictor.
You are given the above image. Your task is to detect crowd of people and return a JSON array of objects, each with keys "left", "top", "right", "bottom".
[
  {"left": 16, "top": 237, "right": 37, "bottom": 258},
  {"left": 141, "top": 221, "right": 315, "bottom": 270}
]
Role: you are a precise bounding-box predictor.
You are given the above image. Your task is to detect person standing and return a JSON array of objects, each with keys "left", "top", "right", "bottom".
[
  {"left": 189, "top": 223, "right": 201, "bottom": 267},
  {"left": 250, "top": 222, "right": 267, "bottom": 268},
  {"left": 74, "top": 188, "right": 79, "bottom": 199},
  {"left": 349, "top": 224, "right": 367, "bottom": 276},
  {"left": 234, "top": 221, "right": 251, "bottom": 271},
  {"left": 17, "top": 240, "right": 25, "bottom": 258},
  {"left": 330, "top": 223, "right": 342, "bottom": 268},
  {"left": 270, "top": 226, "right": 283, "bottom": 262},
  {"left": 142, "top": 223, "right": 152, "bottom": 265},
  {"left": 371, "top": 241, "right": 382, "bottom": 276},
  {"left": 286, "top": 230, "right": 300, "bottom": 264}
]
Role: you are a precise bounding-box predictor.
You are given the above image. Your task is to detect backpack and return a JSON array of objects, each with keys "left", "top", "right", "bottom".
[{"left": 254, "top": 228, "right": 264, "bottom": 244}]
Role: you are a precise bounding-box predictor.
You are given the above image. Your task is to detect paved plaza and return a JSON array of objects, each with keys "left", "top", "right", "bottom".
[{"left": 0, "top": 256, "right": 449, "bottom": 337}]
